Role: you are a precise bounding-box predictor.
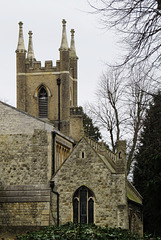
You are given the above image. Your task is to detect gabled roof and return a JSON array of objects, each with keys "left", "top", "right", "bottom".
[
  {"left": 0, "top": 101, "right": 73, "bottom": 143},
  {"left": 97, "top": 153, "right": 116, "bottom": 173},
  {"left": 0, "top": 101, "right": 53, "bottom": 126},
  {"left": 53, "top": 136, "right": 118, "bottom": 177},
  {"left": 78, "top": 137, "right": 118, "bottom": 173}
]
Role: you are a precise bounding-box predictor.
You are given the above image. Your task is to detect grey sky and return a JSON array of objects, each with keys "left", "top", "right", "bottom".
[{"left": 0, "top": 0, "right": 119, "bottom": 107}]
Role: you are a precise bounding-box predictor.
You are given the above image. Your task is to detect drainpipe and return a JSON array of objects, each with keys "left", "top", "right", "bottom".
[
  {"left": 57, "top": 78, "right": 61, "bottom": 131},
  {"left": 50, "top": 180, "right": 59, "bottom": 226},
  {"left": 52, "top": 132, "right": 56, "bottom": 175}
]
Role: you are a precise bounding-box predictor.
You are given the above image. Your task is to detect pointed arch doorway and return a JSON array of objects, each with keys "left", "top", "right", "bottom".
[{"left": 73, "top": 186, "right": 94, "bottom": 224}]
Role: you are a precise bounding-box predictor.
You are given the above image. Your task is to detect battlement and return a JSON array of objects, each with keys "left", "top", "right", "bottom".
[
  {"left": 85, "top": 136, "right": 118, "bottom": 164},
  {"left": 70, "top": 107, "right": 83, "bottom": 116},
  {"left": 25, "top": 60, "right": 60, "bottom": 73}
]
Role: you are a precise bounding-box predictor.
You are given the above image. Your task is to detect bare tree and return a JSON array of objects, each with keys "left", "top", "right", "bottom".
[
  {"left": 89, "top": 0, "right": 161, "bottom": 70},
  {"left": 87, "top": 66, "right": 152, "bottom": 174},
  {"left": 124, "top": 70, "right": 152, "bottom": 172},
  {"left": 88, "top": 68, "right": 124, "bottom": 151}
]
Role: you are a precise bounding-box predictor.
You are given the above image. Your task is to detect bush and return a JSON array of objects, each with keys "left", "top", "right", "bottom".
[{"left": 17, "top": 223, "right": 161, "bottom": 240}]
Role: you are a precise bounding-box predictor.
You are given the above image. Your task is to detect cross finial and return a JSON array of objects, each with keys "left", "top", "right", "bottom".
[
  {"left": 18, "top": 21, "right": 23, "bottom": 27},
  {"left": 28, "top": 31, "right": 33, "bottom": 37},
  {"left": 71, "top": 29, "right": 75, "bottom": 36},
  {"left": 62, "top": 19, "right": 66, "bottom": 26}
]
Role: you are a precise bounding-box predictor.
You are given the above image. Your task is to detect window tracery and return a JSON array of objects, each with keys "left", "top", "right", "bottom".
[{"left": 73, "top": 186, "right": 94, "bottom": 224}]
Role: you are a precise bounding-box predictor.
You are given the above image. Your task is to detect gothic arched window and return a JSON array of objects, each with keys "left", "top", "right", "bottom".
[
  {"left": 73, "top": 186, "right": 94, "bottom": 224},
  {"left": 38, "top": 86, "right": 48, "bottom": 118}
]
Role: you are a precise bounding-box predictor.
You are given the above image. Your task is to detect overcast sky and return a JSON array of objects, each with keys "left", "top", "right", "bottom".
[{"left": 0, "top": 0, "right": 120, "bottom": 107}]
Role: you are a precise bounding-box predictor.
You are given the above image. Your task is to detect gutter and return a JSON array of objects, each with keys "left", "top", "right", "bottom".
[{"left": 52, "top": 132, "right": 56, "bottom": 175}]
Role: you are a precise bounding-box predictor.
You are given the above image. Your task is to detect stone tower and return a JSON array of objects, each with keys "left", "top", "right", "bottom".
[{"left": 16, "top": 20, "right": 83, "bottom": 142}]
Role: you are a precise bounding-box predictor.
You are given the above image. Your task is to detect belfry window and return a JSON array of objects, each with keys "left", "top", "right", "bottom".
[
  {"left": 73, "top": 186, "right": 94, "bottom": 224},
  {"left": 38, "top": 86, "right": 48, "bottom": 118}
]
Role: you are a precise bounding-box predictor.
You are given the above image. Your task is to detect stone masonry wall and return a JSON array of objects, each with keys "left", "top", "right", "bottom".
[
  {"left": 0, "top": 102, "right": 53, "bottom": 238},
  {"left": 0, "top": 202, "right": 50, "bottom": 226},
  {"left": 0, "top": 101, "right": 53, "bottom": 185},
  {"left": 0, "top": 130, "right": 49, "bottom": 185},
  {"left": 128, "top": 202, "right": 143, "bottom": 236},
  {"left": 52, "top": 138, "right": 128, "bottom": 228},
  {"left": 0, "top": 200, "right": 50, "bottom": 239},
  {"left": 25, "top": 73, "right": 59, "bottom": 120}
]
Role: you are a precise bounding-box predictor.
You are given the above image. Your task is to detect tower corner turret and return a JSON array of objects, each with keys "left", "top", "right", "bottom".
[
  {"left": 16, "top": 21, "right": 26, "bottom": 112},
  {"left": 26, "top": 30, "right": 36, "bottom": 63},
  {"left": 16, "top": 21, "right": 26, "bottom": 54},
  {"left": 59, "top": 19, "right": 70, "bottom": 71}
]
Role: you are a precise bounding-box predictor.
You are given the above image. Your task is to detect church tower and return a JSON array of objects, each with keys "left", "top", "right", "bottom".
[{"left": 16, "top": 20, "right": 83, "bottom": 142}]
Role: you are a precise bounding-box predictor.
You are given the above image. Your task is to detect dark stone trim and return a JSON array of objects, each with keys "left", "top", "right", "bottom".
[{"left": 0, "top": 185, "right": 50, "bottom": 203}]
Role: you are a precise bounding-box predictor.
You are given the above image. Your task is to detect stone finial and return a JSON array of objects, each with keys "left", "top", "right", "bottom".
[
  {"left": 59, "top": 19, "right": 69, "bottom": 51},
  {"left": 70, "top": 29, "right": 78, "bottom": 59},
  {"left": 16, "top": 21, "right": 26, "bottom": 53},
  {"left": 27, "top": 31, "right": 36, "bottom": 61}
]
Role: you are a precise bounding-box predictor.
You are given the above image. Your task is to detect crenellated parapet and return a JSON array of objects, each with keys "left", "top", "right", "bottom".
[
  {"left": 85, "top": 136, "right": 127, "bottom": 173},
  {"left": 69, "top": 107, "right": 83, "bottom": 142},
  {"left": 25, "top": 60, "right": 60, "bottom": 72},
  {"left": 16, "top": 20, "right": 78, "bottom": 74},
  {"left": 16, "top": 20, "right": 78, "bottom": 76},
  {"left": 70, "top": 107, "right": 83, "bottom": 116},
  {"left": 85, "top": 136, "right": 118, "bottom": 162}
]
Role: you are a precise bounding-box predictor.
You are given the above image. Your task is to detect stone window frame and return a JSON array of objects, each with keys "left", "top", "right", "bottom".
[
  {"left": 38, "top": 86, "right": 48, "bottom": 118},
  {"left": 33, "top": 83, "right": 52, "bottom": 118},
  {"left": 80, "top": 151, "right": 86, "bottom": 159},
  {"left": 73, "top": 186, "right": 95, "bottom": 224}
]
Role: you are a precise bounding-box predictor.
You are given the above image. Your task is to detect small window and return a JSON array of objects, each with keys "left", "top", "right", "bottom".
[
  {"left": 119, "top": 151, "right": 122, "bottom": 159},
  {"left": 82, "top": 152, "right": 85, "bottom": 158}
]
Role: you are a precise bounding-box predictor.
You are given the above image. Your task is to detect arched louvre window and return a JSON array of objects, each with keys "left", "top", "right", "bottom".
[
  {"left": 73, "top": 186, "right": 94, "bottom": 224},
  {"left": 38, "top": 86, "right": 48, "bottom": 118}
]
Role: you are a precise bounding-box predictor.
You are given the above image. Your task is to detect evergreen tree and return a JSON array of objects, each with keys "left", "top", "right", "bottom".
[
  {"left": 133, "top": 91, "right": 161, "bottom": 236},
  {"left": 83, "top": 112, "right": 102, "bottom": 141}
]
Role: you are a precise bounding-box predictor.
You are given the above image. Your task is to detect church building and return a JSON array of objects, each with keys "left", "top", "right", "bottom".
[{"left": 0, "top": 20, "right": 143, "bottom": 239}]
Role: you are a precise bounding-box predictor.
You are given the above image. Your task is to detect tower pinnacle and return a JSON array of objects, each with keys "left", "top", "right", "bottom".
[
  {"left": 70, "top": 29, "right": 78, "bottom": 59},
  {"left": 59, "top": 19, "right": 69, "bottom": 51},
  {"left": 27, "top": 31, "right": 36, "bottom": 61},
  {"left": 16, "top": 21, "right": 26, "bottom": 53}
]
